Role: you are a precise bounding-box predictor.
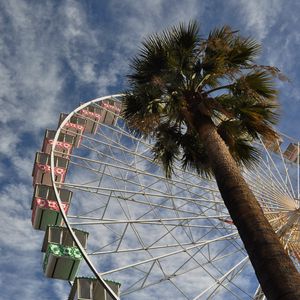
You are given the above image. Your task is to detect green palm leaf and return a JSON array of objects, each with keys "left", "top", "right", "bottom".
[{"left": 123, "top": 21, "right": 280, "bottom": 175}]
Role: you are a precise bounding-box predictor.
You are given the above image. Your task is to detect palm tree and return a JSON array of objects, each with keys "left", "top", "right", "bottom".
[{"left": 122, "top": 22, "right": 300, "bottom": 299}]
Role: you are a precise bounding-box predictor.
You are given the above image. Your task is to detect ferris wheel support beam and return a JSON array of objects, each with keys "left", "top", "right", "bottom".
[{"left": 68, "top": 214, "right": 232, "bottom": 225}]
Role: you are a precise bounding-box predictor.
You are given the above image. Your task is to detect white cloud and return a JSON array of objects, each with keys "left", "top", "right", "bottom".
[
  {"left": 60, "top": 1, "right": 105, "bottom": 85},
  {"left": 0, "top": 2, "right": 64, "bottom": 132},
  {"left": 109, "top": 0, "right": 203, "bottom": 48},
  {"left": 231, "top": 0, "right": 283, "bottom": 40},
  {"left": 0, "top": 125, "right": 20, "bottom": 155}
]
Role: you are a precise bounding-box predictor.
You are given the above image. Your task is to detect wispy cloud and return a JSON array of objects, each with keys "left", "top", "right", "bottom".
[{"left": 230, "top": 0, "right": 283, "bottom": 41}]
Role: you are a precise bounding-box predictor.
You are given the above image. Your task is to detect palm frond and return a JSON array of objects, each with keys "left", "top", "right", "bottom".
[
  {"left": 217, "top": 120, "right": 260, "bottom": 168},
  {"left": 231, "top": 71, "right": 278, "bottom": 100},
  {"left": 152, "top": 123, "right": 181, "bottom": 178},
  {"left": 180, "top": 130, "right": 213, "bottom": 178},
  {"left": 162, "top": 20, "right": 200, "bottom": 53},
  {"left": 227, "top": 37, "right": 261, "bottom": 66},
  {"left": 232, "top": 138, "right": 260, "bottom": 168},
  {"left": 129, "top": 21, "right": 200, "bottom": 87},
  {"left": 128, "top": 38, "right": 169, "bottom": 85},
  {"left": 123, "top": 21, "right": 281, "bottom": 178},
  {"left": 202, "top": 26, "right": 262, "bottom": 83},
  {"left": 122, "top": 92, "right": 161, "bottom": 137}
]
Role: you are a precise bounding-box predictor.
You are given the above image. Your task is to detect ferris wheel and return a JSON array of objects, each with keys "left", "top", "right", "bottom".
[{"left": 31, "top": 94, "right": 300, "bottom": 300}]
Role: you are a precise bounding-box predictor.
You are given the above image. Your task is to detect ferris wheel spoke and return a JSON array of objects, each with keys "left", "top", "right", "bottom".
[
  {"left": 61, "top": 183, "right": 223, "bottom": 209},
  {"left": 206, "top": 259, "right": 252, "bottom": 300},
  {"left": 137, "top": 174, "right": 204, "bottom": 244},
  {"left": 276, "top": 142, "right": 297, "bottom": 199},
  {"left": 192, "top": 256, "right": 250, "bottom": 300},
  {"left": 253, "top": 285, "right": 266, "bottom": 300},
  {"left": 171, "top": 238, "right": 245, "bottom": 285},
  {"left": 158, "top": 217, "right": 218, "bottom": 266},
  {"left": 121, "top": 267, "right": 159, "bottom": 298},
  {"left": 68, "top": 215, "right": 232, "bottom": 226},
  {"left": 99, "top": 232, "right": 239, "bottom": 276},
  {"left": 250, "top": 154, "right": 290, "bottom": 198},
  {"left": 80, "top": 141, "right": 135, "bottom": 171},
  {"left": 110, "top": 176, "right": 199, "bottom": 273},
  {"left": 244, "top": 171, "right": 288, "bottom": 206},
  {"left": 283, "top": 227, "right": 297, "bottom": 249},
  {"left": 259, "top": 205, "right": 288, "bottom": 212},
  {"left": 168, "top": 280, "right": 190, "bottom": 299},
  {"left": 127, "top": 195, "right": 248, "bottom": 298},
  {"left": 161, "top": 246, "right": 250, "bottom": 299},
  {"left": 68, "top": 152, "right": 221, "bottom": 200},
  {"left": 69, "top": 219, "right": 233, "bottom": 231},
  {"left": 67, "top": 152, "right": 220, "bottom": 202},
  {"left": 244, "top": 183, "right": 285, "bottom": 208},
  {"left": 259, "top": 140, "right": 295, "bottom": 199},
  {"left": 245, "top": 162, "right": 291, "bottom": 202},
  {"left": 117, "top": 236, "right": 245, "bottom": 298},
  {"left": 87, "top": 240, "right": 221, "bottom": 256},
  {"left": 66, "top": 189, "right": 203, "bottom": 216},
  {"left": 245, "top": 164, "right": 298, "bottom": 212},
  {"left": 112, "top": 191, "right": 172, "bottom": 280},
  {"left": 111, "top": 241, "right": 240, "bottom": 274}
]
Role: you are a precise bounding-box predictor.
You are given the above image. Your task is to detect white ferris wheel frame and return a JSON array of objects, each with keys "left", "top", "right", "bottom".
[
  {"left": 48, "top": 94, "right": 300, "bottom": 300},
  {"left": 50, "top": 94, "right": 123, "bottom": 300}
]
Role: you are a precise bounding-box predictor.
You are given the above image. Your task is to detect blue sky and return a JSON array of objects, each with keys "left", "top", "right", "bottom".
[{"left": 1, "top": 0, "right": 300, "bottom": 299}]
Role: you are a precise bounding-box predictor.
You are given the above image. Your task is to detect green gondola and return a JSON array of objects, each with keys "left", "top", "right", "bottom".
[{"left": 42, "top": 226, "right": 89, "bottom": 281}]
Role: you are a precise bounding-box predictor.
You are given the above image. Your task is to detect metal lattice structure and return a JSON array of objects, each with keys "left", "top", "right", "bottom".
[{"left": 31, "top": 94, "right": 300, "bottom": 300}]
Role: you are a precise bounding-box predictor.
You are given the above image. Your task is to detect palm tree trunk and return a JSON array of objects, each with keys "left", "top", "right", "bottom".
[{"left": 194, "top": 116, "right": 300, "bottom": 300}]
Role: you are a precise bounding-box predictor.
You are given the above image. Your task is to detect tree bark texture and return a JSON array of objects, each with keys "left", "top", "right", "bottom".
[{"left": 193, "top": 117, "right": 300, "bottom": 300}]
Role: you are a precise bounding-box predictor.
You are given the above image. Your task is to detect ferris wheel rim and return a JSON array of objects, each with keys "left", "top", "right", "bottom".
[{"left": 50, "top": 94, "right": 124, "bottom": 300}]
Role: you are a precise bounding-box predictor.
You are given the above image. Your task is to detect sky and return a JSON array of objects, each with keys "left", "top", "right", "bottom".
[{"left": 1, "top": 0, "right": 300, "bottom": 299}]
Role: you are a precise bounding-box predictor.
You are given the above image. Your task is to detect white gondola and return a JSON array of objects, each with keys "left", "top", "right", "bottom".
[
  {"left": 42, "top": 129, "right": 74, "bottom": 158},
  {"left": 32, "top": 152, "right": 69, "bottom": 186},
  {"left": 262, "top": 136, "right": 283, "bottom": 153},
  {"left": 68, "top": 277, "right": 121, "bottom": 300},
  {"left": 98, "top": 99, "right": 121, "bottom": 126},
  {"left": 283, "top": 143, "right": 300, "bottom": 162},
  {"left": 78, "top": 104, "right": 102, "bottom": 134},
  {"left": 42, "top": 226, "right": 89, "bottom": 281},
  {"left": 31, "top": 184, "right": 72, "bottom": 230},
  {"left": 58, "top": 113, "right": 86, "bottom": 147}
]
